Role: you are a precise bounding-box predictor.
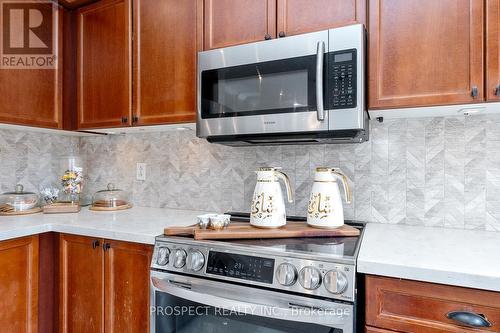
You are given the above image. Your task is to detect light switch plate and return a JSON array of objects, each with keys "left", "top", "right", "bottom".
[{"left": 136, "top": 163, "right": 146, "bottom": 181}]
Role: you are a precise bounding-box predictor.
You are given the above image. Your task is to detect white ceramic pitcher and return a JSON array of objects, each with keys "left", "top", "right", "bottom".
[
  {"left": 250, "top": 167, "right": 293, "bottom": 228},
  {"left": 307, "top": 167, "right": 351, "bottom": 228}
]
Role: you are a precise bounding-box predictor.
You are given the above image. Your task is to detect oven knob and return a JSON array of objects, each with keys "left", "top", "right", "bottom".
[
  {"left": 324, "top": 269, "right": 348, "bottom": 294},
  {"left": 187, "top": 250, "right": 205, "bottom": 272},
  {"left": 173, "top": 249, "right": 187, "bottom": 268},
  {"left": 156, "top": 246, "right": 170, "bottom": 266},
  {"left": 298, "top": 266, "right": 322, "bottom": 290},
  {"left": 276, "top": 263, "right": 297, "bottom": 286}
]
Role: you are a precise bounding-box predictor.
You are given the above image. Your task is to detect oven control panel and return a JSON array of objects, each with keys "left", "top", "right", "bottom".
[
  {"left": 328, "top": 49, "right": 357, "bottom": 110},
  {"left": 206, "top": 251, "right": 275, "bottom": 284},
  {"left": 151, "top": 238, "right": 356, "bottom": 302}
]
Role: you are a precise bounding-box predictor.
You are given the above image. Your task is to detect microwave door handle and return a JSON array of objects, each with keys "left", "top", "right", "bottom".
[
  {"left": 151, "top": 276, "right": 345, "bottom": 327},
  {"left": 316, "top": 41, "right": 325, "bottom": 121}
]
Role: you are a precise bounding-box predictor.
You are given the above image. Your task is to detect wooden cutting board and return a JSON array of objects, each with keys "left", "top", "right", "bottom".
[{"left": 164, "top": 222, "right": 360, "bottom": 240}]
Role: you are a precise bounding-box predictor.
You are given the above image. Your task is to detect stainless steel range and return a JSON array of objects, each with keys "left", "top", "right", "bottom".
[{"left": 150, "top": 216, "right": 365, "bottom": 333}]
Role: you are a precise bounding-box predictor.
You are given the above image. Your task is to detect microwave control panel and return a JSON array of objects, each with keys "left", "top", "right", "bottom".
[{"left": 328, "top": 49, "right": 357, "bottom": 109}]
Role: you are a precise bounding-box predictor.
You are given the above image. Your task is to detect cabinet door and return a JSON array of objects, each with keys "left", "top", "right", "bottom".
[
  {"left": 369, "top": 0, "right": 484, "bottom": 109},
  {"left": 204, "top": 0, "right": 276, "bottom": 50},
  {"left": 59, "top": 234, "right": 104, "bottom": 333},
  {"left": 487, "top": 0, "right": 500, "bottom": 100},
  {"left": 77, "top": 0, "right": 132, "bottom": 129},
  {"left": 0, "top": 5, "right": 63, "bottom": 128},
  {"left": 277, "top": 0, "right": 366, "bottom": 37},
  {"left": 0, "top": 236, "right": 38, "bottom": 332},
  {"left": 104, "top": 240, "right": 152, "bottom": 333},
  {"left": 133, "top": 0, "right": 200, "bottom": 125}
]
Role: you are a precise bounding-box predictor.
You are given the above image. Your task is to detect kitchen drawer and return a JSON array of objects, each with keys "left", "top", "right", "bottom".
[{"left": 366, "top": 275, "right": 500, "bottom": 332}]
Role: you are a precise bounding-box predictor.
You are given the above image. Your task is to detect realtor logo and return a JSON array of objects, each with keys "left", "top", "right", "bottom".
[{"left": 1, "top": 0, "right": 57, "bottom": 69}]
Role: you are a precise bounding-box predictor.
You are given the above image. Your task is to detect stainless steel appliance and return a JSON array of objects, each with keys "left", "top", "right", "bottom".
[
  {"left": 150, "top": 215, "right": 364, "bottom": 333},
  {"left": 197, "top": 24, "right": 368, "bottom": 146}
]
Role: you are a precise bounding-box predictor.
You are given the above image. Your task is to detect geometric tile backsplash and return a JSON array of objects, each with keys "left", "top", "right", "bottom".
[{"left": 2, "top": 114, "right": 500, "bottom": 232}]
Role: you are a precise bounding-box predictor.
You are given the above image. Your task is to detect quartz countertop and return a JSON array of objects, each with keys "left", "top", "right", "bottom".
[
  {"left": 0, "top": 207, "right": 208, "bottom": 245},
  {"left": 357, "top": 223, "right": 500, "bottom": 292}
]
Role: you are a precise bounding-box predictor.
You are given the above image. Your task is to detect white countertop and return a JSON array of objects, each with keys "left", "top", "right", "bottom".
[
  {"left": 358, "top": 223, "right": 500, "bottom": 292},
  {"left": 0, "top": 207, "right": 208, "bottom": 245}
]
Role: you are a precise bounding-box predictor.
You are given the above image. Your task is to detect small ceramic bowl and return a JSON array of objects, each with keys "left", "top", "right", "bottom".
[{"left": 209, "top": 214, "right": 231, "bottom": 231}]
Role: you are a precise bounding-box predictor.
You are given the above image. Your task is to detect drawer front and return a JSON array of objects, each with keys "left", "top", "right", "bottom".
[{"left": 366, "top": 275, "right": 500, "bottom": 332}]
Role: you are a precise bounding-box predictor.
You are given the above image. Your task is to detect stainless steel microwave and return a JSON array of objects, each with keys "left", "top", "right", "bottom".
[{"left": 197, "top": 24, "right": 368, "bottom": 146}]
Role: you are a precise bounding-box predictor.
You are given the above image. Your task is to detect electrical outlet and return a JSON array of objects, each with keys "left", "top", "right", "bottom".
[{"left": 136, "top": 163, "right": 146, "bottom": 181}]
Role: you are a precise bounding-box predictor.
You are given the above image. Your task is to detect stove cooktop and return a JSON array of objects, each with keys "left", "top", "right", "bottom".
[
  {"left": 220, "top": 212, "right": 364, "bottom": 259},
  {"left": 152, "top": 213, "right": 365, "bottom": 301}
]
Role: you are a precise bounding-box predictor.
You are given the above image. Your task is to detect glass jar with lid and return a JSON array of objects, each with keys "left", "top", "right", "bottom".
[
  {"left": 0, "top": 184, "right": 40, "bottom": 214},
  {"left": 90, "top": 183, "right": 131, "bottom": 211}
]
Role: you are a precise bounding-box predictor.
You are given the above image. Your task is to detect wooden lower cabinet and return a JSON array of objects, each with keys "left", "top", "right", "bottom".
[
  {"left": 59, "top": 234, "right": 104, "bottom": 332},
  {"left": 104, "top": 240, "right": 152, "bottom": 333},
  {"left": 59, "top": 234, "right": 153, "bottom": 333},
  {"left": 0, "top": 235, "right": 39, "bottom": 332},
  {"left": 366, "top": 275, "right": 500, "bottom": 332}
]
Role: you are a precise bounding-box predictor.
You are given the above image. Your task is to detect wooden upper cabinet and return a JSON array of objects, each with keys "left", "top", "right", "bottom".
[
  {"left": 204, "top": 0, "right": 277, "bottom": 50},
  {"left": 133, "top": 0, "right": 200, "bottom": 125},
  {"left": 77, "top": 0, "right": 132, "bottom": 129},
  {"left": 276, "top": 0, "right": 366, "bottom": 37},
  {"left": 487, "top": 0, "right": 500, "bottom": 101},
  {"left": 0, "top": 236, "right": 38, "bottom": 332},
  {"left": 0, "top": 5, "right": 63, "bottom": 129},
  {"left": 368, "top": 0, "right": 484, "bottom": 109},
  {"left": 59, "top": 234, "right": 104, "bottom": 333},
  {"left": 104, "top": 240, "right": 152, "bottom": 333}
]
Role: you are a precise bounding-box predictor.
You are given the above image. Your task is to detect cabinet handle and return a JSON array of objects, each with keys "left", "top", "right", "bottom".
[
  {"left": 495, "top": 84, "right": 500, "bottom": 96},
  {"left": 264, "top": 34, "right": 272, "bottom": 40},
  {"left": 446, "top": 311, "right": 492, "bottom": 328},
  {"left": 103, "top": 242, "right": 111, "bottom": 251},
  {"left": 121, "top": 116, "right": 128, "bottom": 124},
  {"left": 92, "top": 240, "right": 100, "bottom": 249},
  {"left": 132, "top": 115, "right": 139, "bottom": 124},
  {"left": 278, "top": 31, "right": 286, "bottom": 38},
  {"left": 471, "top": 86, "right": 478, "bottom": 98}
]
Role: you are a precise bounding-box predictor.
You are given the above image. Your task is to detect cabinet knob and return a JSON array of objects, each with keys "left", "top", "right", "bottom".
[
  {"left": 103, "top": 242, "right": 111, "bottom": 251},
  {"left": 121, "top": 116, "right": 128, "bottom": 124},
  {"left": 92, "top": 240, "right": 100, "bottom": 249},
  {"left": 132, "top": 115, "right": 139, "bottom": 123},
  {"left": 278, "top": 31, "right": 286, "bottom": 38},
  {"left": 495, "top": 84, "right": 500, "bottom": 96},
  {"left": 471, "top": 86, "right": 478, "bottom": 98},
  {"left": 264, "top": 34, "right": 272, "bottom": 40}
]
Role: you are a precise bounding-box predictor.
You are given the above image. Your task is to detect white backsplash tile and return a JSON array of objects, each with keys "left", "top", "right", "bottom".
[{"left": 2, "top": 114, "right": 500, "bottom": 231}]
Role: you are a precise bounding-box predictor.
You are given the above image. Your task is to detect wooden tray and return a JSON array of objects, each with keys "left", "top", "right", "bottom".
[
  {"left": 43, "top": 202, "right": 81, "bottom": 214},
  {"left": 89, "top": 204, "right": 132, "bottom": 211},
  {"left": 164, "top": 222, "right": 360, "bottom": 240},
  {"left": 0, "top": 206, "right": 43, "bottom": 216}
]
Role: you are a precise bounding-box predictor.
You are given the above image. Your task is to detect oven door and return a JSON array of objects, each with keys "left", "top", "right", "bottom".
[
  {"left": 150, "top": 271, "right": 354, "bottom": 333},
  {"left": 197, "top": 30, "right": 329, "bottom": 138}
]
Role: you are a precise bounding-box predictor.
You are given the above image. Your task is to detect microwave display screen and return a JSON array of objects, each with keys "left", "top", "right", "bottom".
[
  {"left": 217, "top": 70, "right": 308, "bottom": 113},
  {"left": 334, "top": 53, "right": 352, "bottom": 63}
]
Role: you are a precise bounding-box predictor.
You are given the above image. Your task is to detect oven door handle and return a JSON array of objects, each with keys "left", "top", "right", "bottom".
[
  {"left": 316, "top": 41, "right": 325, "bottom": 121},
  {"left": 151, "top": 276, "right": 348, "bottom": 327}
]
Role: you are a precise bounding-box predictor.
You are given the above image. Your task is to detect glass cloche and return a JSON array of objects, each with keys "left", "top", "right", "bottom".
[
  {"left": 0, "top": 184, "right": 40, "bottom": 212},
  {"left": 90, "top": 183, "right": 131, "bottom": 210}
]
